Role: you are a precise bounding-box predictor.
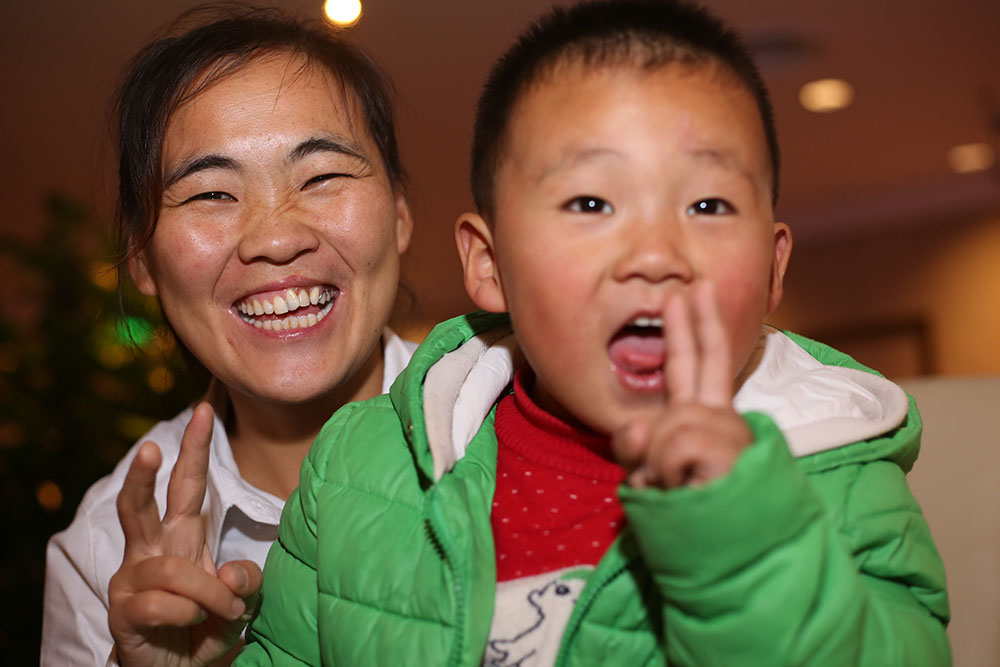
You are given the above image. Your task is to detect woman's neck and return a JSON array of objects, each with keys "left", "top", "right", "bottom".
[{"left": 218, "top": 342, "right": 385, "bottom": 500}]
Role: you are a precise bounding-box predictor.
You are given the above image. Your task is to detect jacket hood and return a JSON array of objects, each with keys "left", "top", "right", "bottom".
[
  {"left": 733, "top": 326, "right": 910, "bottom": 458},
  {"left": 390, "top": 312, "right": 917, "bottom": 482}
]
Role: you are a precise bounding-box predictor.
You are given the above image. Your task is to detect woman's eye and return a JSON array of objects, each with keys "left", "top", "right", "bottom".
[
  {"left": 183, "top": 191, "right": 235, "bottom": 204},
  {"left": 566, "top": 196, "right": 613, "bottom": 214},
  {"left": 687, "top": 198, "right": 734, "bottom": 216},
  {"left": 303, "top": 173, "right": 346, "bottom": 189}
]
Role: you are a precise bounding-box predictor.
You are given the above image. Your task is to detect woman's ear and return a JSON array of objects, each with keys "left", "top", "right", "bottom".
[
  {"left": 128, "top": 252, "right": 158, "bottom": 297},
  {"left": 766, "top": 222, "right": 793, "bottom": 314},
  {"left": 454, "top": 212, "right": 507, "bottom": 313},
  {"left": 394, "top": 192, "right": 414, "bottom": 255}
]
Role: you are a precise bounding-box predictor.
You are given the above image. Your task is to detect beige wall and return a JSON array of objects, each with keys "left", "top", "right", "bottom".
[
  {"left": 903, "top": 376, "right": 1000, "bottom": 667},
  {"left": 770, "top": 211, "right": 1000, "bottom": 379}
]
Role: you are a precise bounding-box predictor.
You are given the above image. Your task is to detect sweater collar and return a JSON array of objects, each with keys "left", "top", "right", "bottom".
[{"left": 495, "top": 368, "right": 624, "bottom": 481}]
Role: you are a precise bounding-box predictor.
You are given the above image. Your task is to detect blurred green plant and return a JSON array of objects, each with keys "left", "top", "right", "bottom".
[{"left": 0, "top": 195, "right": 196, "bottom": 662}]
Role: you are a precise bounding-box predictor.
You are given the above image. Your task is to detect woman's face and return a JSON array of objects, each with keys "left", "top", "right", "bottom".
[{"left": 131, "top": 53, "right": 411, "bottom": 406}]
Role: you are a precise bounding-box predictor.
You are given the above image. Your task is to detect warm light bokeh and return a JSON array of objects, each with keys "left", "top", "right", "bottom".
[
  {"left": 798, "top": 78, "right": 854, "bottom": 113},
  {"left": 324, "top": 0, "right": 362, "bottom": 26}
]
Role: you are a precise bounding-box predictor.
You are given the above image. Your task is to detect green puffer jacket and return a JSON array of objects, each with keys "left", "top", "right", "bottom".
[{"left": 239, "top": 311, "right": 949, "bottom": 666}]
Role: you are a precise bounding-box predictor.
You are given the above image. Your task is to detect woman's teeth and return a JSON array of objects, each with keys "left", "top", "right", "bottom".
[{"left": 235, "top": 287, "right": 335, "bottom": 331}]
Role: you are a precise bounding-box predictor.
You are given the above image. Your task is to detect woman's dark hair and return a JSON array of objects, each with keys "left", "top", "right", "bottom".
[{"left": 114, "top": 3, "right": 405, "bottom": 268}]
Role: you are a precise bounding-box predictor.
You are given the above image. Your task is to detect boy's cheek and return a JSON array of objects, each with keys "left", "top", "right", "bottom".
[{"left": 712, "top": 272, "right": 774, "bottom": 366}]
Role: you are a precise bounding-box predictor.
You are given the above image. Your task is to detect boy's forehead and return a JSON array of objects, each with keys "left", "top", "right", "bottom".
[{"left": 498, "top": 59, "right": 770, "bottom": 180}]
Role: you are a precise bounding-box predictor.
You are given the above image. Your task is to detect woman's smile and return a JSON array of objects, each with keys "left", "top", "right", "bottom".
[{"left": 235, "top": 285, "right": 338, "bottom": 332}]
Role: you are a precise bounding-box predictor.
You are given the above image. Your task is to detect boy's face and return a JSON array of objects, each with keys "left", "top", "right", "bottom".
[{"left": 457, "top": 60, "right": 791, "bottom": 435}]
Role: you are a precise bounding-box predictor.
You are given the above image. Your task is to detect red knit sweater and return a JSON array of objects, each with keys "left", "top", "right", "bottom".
[{"left": 492, "top": 369, "right": 626, "bottom": 581}]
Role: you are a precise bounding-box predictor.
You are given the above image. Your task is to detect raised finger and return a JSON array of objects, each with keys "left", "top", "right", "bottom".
[
  {"left": 163, "top": 402, "right": 214, "bottom": 523},
  {"left": 664, "top": 292, "right": 697, "bottom": 403},
  {"left": 131, "top": 554, "right": 246, "bottom": 621},
  {"left": 117, "top": 441, "right": 164, "bottom": 555},
  {"left": 693, "top": 281, "right": 732, "bottom": 407}
]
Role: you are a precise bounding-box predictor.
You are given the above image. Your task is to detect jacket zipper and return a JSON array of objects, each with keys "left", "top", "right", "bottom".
[
  {"left": 553, "top": 553, "right": 634, "bottom": 667},
  {"left": 428, "top": 495, "right": 467, "bottom": 667}
]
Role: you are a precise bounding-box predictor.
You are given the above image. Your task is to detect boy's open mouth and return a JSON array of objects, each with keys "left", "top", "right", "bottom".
[
  {"left": 608, "top": 316, "right": 665, "bottom": 391},
  {"left": 234, "top": 285, "right": 338, "bottom": 332}
]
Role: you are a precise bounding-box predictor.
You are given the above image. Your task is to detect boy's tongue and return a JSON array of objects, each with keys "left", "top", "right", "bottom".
[{"left": 608, "top": 331, "right": 664, "bottom": 373}]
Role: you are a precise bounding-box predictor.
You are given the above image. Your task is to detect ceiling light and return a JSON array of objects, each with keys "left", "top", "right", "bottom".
[
  {"left": 947, "top": 142, "right": 996, "bottom": 174},
  {"left": 799, "top": 78, "right": 854, "bottom": 113},
  {"left": 324, "top": 0, "right": 362, "bottom": 26}
]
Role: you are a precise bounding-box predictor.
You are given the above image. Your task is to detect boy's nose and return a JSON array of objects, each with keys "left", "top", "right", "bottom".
[
  {"left": 237, "top": 205, "right": 321, "bottom": 265},
  {"left": 612, "top": 217, "right": 693, "bottom": 284}
]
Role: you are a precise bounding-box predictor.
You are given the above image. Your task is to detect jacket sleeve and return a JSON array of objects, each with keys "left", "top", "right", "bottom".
[
  {"left": 618, "top": 412, "right": 950, "bottom": 666},
  {"left": 238, "top": 419, "right": 339, "bottom": 666}
]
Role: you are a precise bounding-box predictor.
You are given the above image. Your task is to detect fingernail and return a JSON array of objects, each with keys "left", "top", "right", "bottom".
[
  {"left": 231, "top": 598, "right": 246, "bottom": 620},
  {"left": 232, "top": 565, "right": 248, "bottom": 589}
]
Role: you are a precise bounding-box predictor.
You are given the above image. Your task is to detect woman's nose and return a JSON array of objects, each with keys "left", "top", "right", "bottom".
[
  {"left": 611, "top": 215, "right": 693, "bottom": 284},
  {"left": 237, "top": 205, "right": 321, "bottom": 265}
]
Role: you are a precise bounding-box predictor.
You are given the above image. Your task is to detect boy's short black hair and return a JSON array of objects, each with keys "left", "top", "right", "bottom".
[{"left": 471, "top": 0, "right": 780, "bottom": 219}]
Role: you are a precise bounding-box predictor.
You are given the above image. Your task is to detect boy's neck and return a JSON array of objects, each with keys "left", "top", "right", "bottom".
[{"left": 732, "top": 327, "right": 768, "bottom": 395}]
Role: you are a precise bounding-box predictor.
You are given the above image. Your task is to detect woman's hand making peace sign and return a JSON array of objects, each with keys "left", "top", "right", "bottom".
[{"left": 108, "top": 403, "right": 262, "bottom": 666}]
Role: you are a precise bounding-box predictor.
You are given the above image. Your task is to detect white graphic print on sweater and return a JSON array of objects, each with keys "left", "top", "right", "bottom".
[{"left": 484, "top": 569, "right": 590, "bottom": 667}]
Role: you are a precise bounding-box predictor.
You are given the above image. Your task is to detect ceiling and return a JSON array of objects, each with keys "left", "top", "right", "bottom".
[{"left": 2, "top": 0, "right": 999, "bottom": 323}]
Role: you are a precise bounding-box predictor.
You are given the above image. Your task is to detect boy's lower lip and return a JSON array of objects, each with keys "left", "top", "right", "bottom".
[
  {"left": 612, "top": 363, "right": 665, "bottom": 392},
  {"left": 608, "top": 329, "right": 664, "bottom": 393}
]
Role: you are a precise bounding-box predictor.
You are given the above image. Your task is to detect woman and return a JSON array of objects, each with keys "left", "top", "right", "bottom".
[{"left": 41, "top": 7, "right": 415, "bottom": 665}]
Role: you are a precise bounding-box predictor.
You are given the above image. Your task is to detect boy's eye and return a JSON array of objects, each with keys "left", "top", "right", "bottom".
[
  {"left": 183, "top": 191, "right": 236, "bottom": 204},
  {"left": 566, "top": 196, "right": 614, "bottom": 214},
  {"left": 687, "top": 198, "right": 733, "bottom": 216}
]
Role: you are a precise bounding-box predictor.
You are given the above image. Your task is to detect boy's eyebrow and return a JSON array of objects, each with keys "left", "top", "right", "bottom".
[
  {"left": 686, "top": 147, "right": 756, "bottom": 182},
  {"left": 536, "top": 146, "right": 623, "bottom": 182},
  {"left": 163, "top": 154, "right": 241, "bottom": 190}
]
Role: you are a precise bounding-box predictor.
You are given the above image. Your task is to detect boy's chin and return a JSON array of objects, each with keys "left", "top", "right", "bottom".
[{"left": 580, "top": 395, "right": 670, "bottom": 437}]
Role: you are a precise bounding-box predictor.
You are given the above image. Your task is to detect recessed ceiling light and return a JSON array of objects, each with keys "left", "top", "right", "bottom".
[
  {"left": 947, "top": 142, "right": 996, "bottom": 174},
  {"left": 324, "top": 0, "right": 362, "bottom": 26},
  {"left": 799, "top": 78, "right": 854, "bottom": 113}
]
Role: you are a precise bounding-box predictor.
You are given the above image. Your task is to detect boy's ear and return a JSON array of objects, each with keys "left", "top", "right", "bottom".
[
  {"left": 394, "top": 192, "right": 414, "bottom": 255},
  {"left": 455, "top": 212, "right": 507, "bottom": 313},
  {"left": 766, "top": 222, "right": 793, "bottom": 314},
  {"left": 128, "top": 251, "right": 158, "bottom": 297}
]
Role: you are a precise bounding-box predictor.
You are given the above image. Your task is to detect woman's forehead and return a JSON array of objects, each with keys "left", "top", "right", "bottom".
[{"left": 164, "top": 53, "right": 367, "bottom": 150}]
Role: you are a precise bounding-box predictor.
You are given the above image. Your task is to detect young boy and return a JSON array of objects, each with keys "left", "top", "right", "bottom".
[{"left": 239, "top": 1, "right": 950, "bottom": 664}]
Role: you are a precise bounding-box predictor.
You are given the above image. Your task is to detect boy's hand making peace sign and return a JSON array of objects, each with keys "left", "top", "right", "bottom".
[
  {"left": 612, "top": 281, "right": 752, "bottom": 489},
  {"left": 108, "top": 403, "right": 261, "bottom": 666}
]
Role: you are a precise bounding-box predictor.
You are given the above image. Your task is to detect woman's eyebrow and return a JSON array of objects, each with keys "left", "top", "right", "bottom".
[
  {"left": 289, "top": 135, "right": 367, "bottom": 163},
  {"left": 163, "top": 154, "right": 240, "bottom": 189}
]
